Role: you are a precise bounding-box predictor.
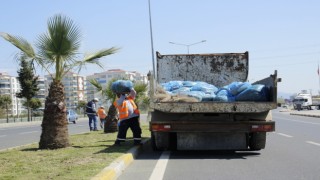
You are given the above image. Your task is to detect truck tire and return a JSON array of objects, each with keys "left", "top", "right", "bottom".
[
  {"left": 249, "top": 132, "right": 266, "bottom": 150},
  {"left": 168, "top": 133, "right": 177, "bottom": 151},
  {"left": 151, "top": 132, "right": 172, "bottom": 151},
  {"left": 151, "top": 132, "right": 160, "bottom": 151}
]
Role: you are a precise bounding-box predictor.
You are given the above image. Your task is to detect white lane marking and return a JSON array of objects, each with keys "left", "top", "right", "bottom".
[
  {"left": 149, "top": 151, "right": 171, "bottom": 180},
  {"left": 19, "top": 131, "right": 38, "bottom": 135},
  {"left": 276, "top": 117, "right": 320, "bottom": 125},
  {"left": 0, "top": 135, "right": 7, "bottom": 138},
  {"left": 277, "top": 133, "right": 293, "bottom": 138},
  {"left": 306, "top": 141, "right": 320, "bottom": 147}
]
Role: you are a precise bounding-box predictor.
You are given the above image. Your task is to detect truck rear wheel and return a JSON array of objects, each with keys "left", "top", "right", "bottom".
[
  {"left": 151, "top": 132, "right": 160, "bottom": 151},
  {"left": 249, "top": 132, "right": 266, "bottom": 150},
  {"left": 151, "top": 132, "right": 176, "bottom": 151}
]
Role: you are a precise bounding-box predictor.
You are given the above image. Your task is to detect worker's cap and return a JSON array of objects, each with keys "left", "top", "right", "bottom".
[
  {"left": 93, "top": 98, "right": 99, "bottom": 102},
  {"left": 100, "top": 106, "right": 104, "bottom": 108}
]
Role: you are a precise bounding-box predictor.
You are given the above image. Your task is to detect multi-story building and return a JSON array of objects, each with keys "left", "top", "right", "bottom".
[
  {"left": 45, "top": 72, "right": 86, "bottom": 109},
  {"left": 86, "top": 69, "right": 148, "bottom": 106},
  {"left": 0, "top": 72, "right": 24, "bottom": 116},
  {"left": 36, "top": 77, "right": 46, "bottom": 108}
]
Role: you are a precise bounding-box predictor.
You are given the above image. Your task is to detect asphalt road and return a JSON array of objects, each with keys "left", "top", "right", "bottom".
[
  {"left": 0, "top": 114, "right": 148, "bottom": 151},
  {"left": 118, "top": 110, "right": 320, "bottom": 180},
  {"left": 0, "top": 117, "right": 91, "bottom": 150}
]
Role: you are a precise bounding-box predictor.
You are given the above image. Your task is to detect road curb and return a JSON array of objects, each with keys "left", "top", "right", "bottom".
[
  {"left": 91, "top": 138, "right": 150, "bottom": 180},
  {"left": 290, "top": 113, "right": 320, "bottom": 118}
]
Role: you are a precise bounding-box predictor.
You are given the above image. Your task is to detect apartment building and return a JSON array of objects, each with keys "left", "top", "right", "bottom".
[
  {"left": 36, "top": 77, "right": 46, "bottom": 107},
  {"left": 0, "top": 72, "right": 23, "bottom": 116},
  {"left": 86, "top": 69, "right": 148, "bottom": 105},
  {"left": 45, "top": 72, "right": 86, "bottom": 109}
]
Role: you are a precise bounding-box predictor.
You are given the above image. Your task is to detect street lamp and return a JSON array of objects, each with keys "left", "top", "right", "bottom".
[
  {"left": 148, "top": 0, "right": 156, "bottom": 80},
  {"left": 169, "top": 40, "right": 206, "bottom": 54}
]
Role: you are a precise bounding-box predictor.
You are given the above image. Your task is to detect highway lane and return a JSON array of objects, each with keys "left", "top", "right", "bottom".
[
  {"left": 0, "top": 114, "right": 148, "bottom": 151},
  {"left": 118, "top": 110, "right": 320, "bottom": 180},
  {"left": 0, "top": 117, "right": 90, "bottom": 150}
]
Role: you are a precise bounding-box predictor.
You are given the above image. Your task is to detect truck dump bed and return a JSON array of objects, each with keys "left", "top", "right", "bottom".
[{"left": 151, "top": 52, "right": 278, "bottom": 113}]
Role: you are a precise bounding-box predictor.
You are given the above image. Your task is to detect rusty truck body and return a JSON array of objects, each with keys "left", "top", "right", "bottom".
[{"left": 148, "top": 51, "right": 280, "bottom": 151}]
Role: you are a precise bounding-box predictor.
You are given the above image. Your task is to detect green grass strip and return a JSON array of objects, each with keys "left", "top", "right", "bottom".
[{"left": 0, "top": 125, "right": 150, "bottom": 180}]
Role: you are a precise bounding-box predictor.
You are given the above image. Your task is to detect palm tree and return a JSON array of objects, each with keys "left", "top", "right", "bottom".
[{"left": 1, "top": 14, "right": 119, "bottom": 149}]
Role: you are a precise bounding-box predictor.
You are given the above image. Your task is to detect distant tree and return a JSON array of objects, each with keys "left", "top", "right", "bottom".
[
  {"left": 132, "top": 82, "right": 149, "bottom": 111},
  {"left": 0, "top": 95, "right": 12, "bottom": 123},
  {"left": 23, "top": 98, "right": 42, "bottom": 119},
  {"left": 77, "top": 100, "right": 87, "bottom": 117},
  {"left": 89, "top": 78, "right": 148, "bottom": 105},
  {"left": 28, "top": 98, "right": 42, "bottom": 110},
  {"left": 16, "top": 58, "right": 39, "bottom": 122}
]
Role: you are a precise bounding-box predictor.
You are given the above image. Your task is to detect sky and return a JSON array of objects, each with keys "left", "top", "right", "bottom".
[{"left": 1, "top": 0, "right": 320, "bottom": 98}]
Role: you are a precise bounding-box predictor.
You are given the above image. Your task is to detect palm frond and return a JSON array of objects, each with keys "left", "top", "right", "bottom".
[
  {"left": 0, "top": 32, "right": 36, "bottom": 59},
  {"left": 89, "top": 79, "right": 103, "bottom": 92},
  {"left": 45, "top": 14, "right": 81, "bottom": 58},
  {"left": 83, "top": 47, "right": 119, "bottom": 64},
  {"left": 36, "top": 14, "right": 82, "bottom": 80},
  {"left": 73, "top": 47, "right": 119, "bottom": 74}
]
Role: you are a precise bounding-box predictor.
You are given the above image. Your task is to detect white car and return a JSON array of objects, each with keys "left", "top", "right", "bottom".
[{"left": 66, "top": 109, "right": 78, "bottom": 124}]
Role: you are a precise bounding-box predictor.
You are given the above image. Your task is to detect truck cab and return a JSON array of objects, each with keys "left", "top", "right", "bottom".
[{"left": 293, "top": 93, "right": 312, "bottom": 110}]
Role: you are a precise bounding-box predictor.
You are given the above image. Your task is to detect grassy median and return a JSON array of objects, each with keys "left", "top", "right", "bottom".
[{"left": 0, "top": 125, "right": 150, "bottom": 180}]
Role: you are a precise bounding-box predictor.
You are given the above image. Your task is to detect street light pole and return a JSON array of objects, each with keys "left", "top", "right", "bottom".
[
  {"left": 148, "top": 0, "right": 156, "bottom": 80},
  {"left": 169, "top": 40, "right": 206, "bottom": 54}
]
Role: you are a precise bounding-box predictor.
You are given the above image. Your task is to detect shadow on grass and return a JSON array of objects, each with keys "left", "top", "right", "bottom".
[
  {"left": 94, "top": 137, "right": 150, "bottom": 154},
  {"left": 97, "top": 140, "right": 117, "bottom": 143},
  {"left": 72, "top": 144, "right": 110, "bottom": 148},
  {"left": 20, "top": 148, "right": 39, "bottom": 152}
]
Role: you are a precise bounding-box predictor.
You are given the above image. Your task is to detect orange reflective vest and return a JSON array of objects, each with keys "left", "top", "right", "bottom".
[
  {"left": 113, "top": 97, "right": 140, "bottom": 120},
  {"left": 97, "top": 108, "right": 107, "bottom": 119}
]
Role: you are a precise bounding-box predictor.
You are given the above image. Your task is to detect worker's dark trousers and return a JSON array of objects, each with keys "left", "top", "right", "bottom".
[{"left": 115, "top": 116, "right": 141, "bottom": 144}]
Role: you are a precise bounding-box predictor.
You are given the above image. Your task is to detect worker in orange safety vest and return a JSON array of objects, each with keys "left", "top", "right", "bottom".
[
  {"left": 97, "top": 106, "right": 107, "bottom": 129},
  {"left": 113, "top": 88, "right": 141, "bottom": 146}
]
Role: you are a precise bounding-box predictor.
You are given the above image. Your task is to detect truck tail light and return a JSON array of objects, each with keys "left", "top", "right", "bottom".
[
  {"left": 151, "top": 124, "right": 171, "bottom": 131},
  {"left": 251, "top": 124, "right": 274, "bottom": 132}
]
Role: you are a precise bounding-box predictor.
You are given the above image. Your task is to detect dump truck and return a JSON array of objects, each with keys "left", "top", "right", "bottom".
[{"left": 148, "top": 51, "right": 280, "bottom": 151}]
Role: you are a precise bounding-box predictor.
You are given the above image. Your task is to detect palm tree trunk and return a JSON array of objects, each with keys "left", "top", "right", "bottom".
[
  {"left": 104, "top": 104, "right": 118, "bottom": 133},
  {"left": 39, "top": 80, "right": 70, "bottom": 149}
]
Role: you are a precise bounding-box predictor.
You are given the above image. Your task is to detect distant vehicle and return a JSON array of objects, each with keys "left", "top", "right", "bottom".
[
  {"left": 66, "top": 109, "right": 78, "bottom": 124},
  {"left": 293, "top": 93, "right": 320, "bottom": 110}
]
